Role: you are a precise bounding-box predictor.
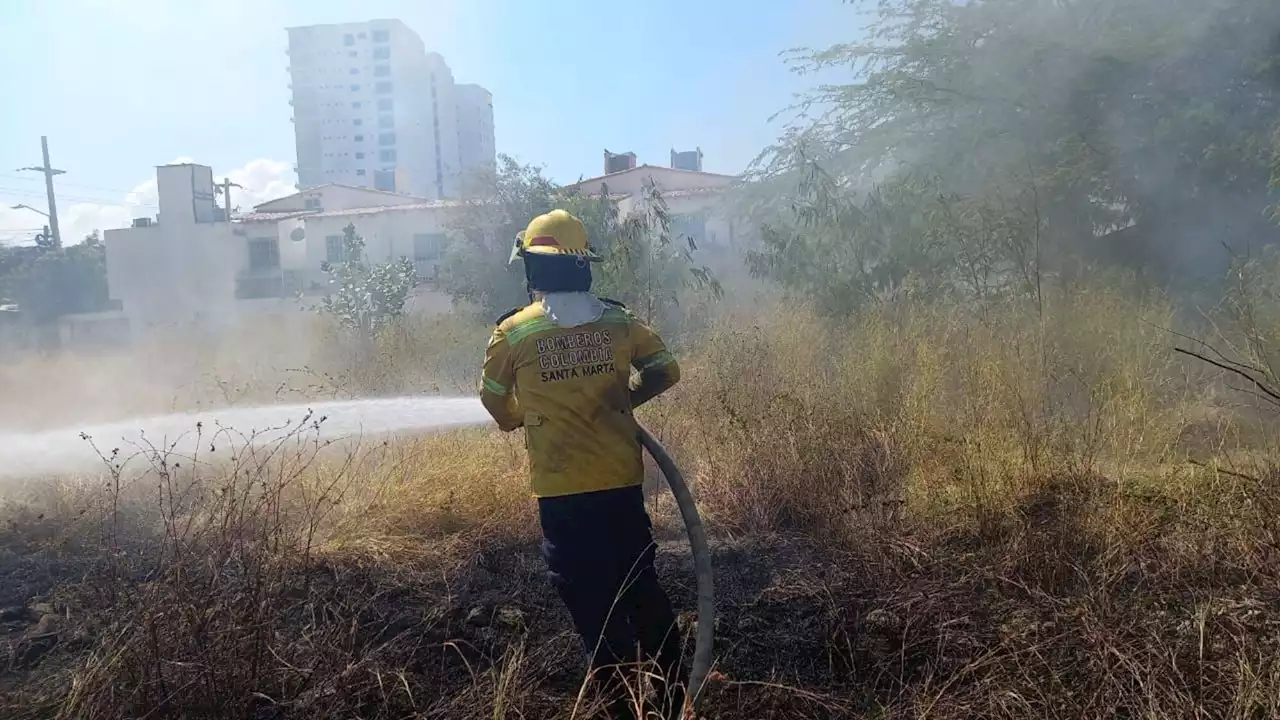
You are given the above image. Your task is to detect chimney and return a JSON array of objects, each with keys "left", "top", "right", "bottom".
[
  {"left": 604, "top": 149, "right": 637, "bottom": 175},
  {"left": 670, "top": 147, "right": 703, "bottom": 172}
]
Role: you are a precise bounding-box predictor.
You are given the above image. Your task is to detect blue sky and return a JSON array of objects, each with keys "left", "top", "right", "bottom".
[{"left": 0, "top": 0, "right": 854, "bottom": 242}]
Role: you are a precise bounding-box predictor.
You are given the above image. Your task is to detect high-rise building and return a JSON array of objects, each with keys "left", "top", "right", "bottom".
[
  {"left": 455, "top": 83, "right": 496, "bottom": 183},
  {"left": 286, "top": 20, "right": 492, "bottom": 199}
]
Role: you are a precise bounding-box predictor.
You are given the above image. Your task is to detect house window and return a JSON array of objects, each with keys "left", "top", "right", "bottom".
[
  {"left": 352, "top": 101, "right": 362, "bottom": 109},
  {"left": 671, "top": 213, "right": 707, "bottom": 245},
  {"left": 372, "top": 29, "right": 389, "bottom": 42},
  {"left": 353, "top": 118, "right": 363, "bottom": 126},
  {"left": 349, "top": 67, "right": 359, "bottom": 75},
  {"left": 304, "top": 197, "right": 322, "bottom": 210},
  {"left": 373, "top": 46, "right": 390, "bottom": 60},
  {"left": 343, "top": 33, "right": 354, "bottom": 46},
  {"left": 379, "top": 149, "right": 396, "bottom": 162},
  {"left": 377, "top": 98, "right": 393, "bottom": 112},
  {"left": 356, "top": 169, "right": 366, "bottom": 176},
  {"left": 355, "top": 151, "right": 364, "bottom": 159},
  {"left": 378, "top": 115, "right": 394, "bottom": 129},
  {"left": 374, "top": 170, "right": 396, "bottom": 192},
  {"left": 247, "top": 238, "right": 280, "bottom": 270},
  {"left": 349, "top": 84, "right": 360, "bottom": 91},
  {"left": 354, "top": 134, "right": 364, "bottom": 142},
  {"left": 378, "top": 132, "right": 396, "bottom": 146},
  {"left": 413, "top": 233, "right": 445, "bottom": 262},
  {"left": 348, "top": 51, "right": 357, "bottom": 58},
  {"left": 375, "top": 81, "right": 393, "bottom": 94},
  {"left": 374, "top": 65, "right": 390, "bottom": 77},
  {"left": 325, "top": 235, "right": 346, "bottom": 264}
]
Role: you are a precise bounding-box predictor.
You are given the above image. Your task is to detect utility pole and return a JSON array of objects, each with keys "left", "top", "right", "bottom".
[
  {"left": 17, "top": 136, "right": 64, "bottom": 247},
  {"left": 216, "top": 178, "right": 243, "bottom": 221}
]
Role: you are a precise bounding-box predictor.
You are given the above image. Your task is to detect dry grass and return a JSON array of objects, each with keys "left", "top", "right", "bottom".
[{"left": 2, "top": 280, "right": 1280, "bottom": 718}]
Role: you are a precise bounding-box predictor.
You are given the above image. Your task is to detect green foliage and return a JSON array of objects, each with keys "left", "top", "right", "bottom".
[
  {"left": 750, "top": 154, "right": 1050, "bottom": 315},
  {"left": 318, "top": 223, "right": 417, "bottom": 336},
  {"left": 572, "top": 178, "right": 722, "bottom": 331},
  {"left": 438, "top": 155, "right": 559, "bottom": 317},
  {"left": 441, "top": 154, "right": 720, "bottom": 331},
  {"left": 0, "top": 231, "right": 111, "bottom": 323},
  {"left": 752, "top": 0, "right": 1280, "bottom": 311}
]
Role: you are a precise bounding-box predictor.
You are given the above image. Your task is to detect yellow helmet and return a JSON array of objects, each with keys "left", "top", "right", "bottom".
[{"left": 508, "top": 209, "right": 602, "bottom": 265}]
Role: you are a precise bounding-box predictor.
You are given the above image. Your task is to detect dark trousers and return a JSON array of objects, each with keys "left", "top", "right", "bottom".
[{"left": 538, "top": 485, "right": 685, "bottom": 718}]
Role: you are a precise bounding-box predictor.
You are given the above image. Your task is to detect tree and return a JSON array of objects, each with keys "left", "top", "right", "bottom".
[
  {"left": 438, "top": 155, "right": 559, "bottom": 317},
  {"left": 0, "top": 231, "right": 111, "bottom": 324},
  {"left": 751, "top": 0, "right": 1280, "bottom": 307},
  {"left": 584, "top": 178, "right": 722, "bottom": 328},
  {"left": 317, "top": 223, "right": 417, "bottom": 336},
  {"left": 441, "top": 154, "right": 720, "bottom": 332}
]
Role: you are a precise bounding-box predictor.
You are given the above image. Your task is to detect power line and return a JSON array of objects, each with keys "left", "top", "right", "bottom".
[
  {"left": 0, "top": 173, "right": 146, "bottom": 197},
  {"left": 0, "top": 186, "right": 157, "bottom": 209}
]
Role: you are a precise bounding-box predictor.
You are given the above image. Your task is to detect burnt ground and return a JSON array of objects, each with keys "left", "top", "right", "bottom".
[
  {"left": 0, "top": 526, "right": 862, "bottom": 719},
  {"left": 1, "top": 506, "right": 1279, "bottom": 719}
]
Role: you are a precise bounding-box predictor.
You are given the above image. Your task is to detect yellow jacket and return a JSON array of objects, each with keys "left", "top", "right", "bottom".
[{"left": 480, "top": 297, "right": 680, "bottom": 498}]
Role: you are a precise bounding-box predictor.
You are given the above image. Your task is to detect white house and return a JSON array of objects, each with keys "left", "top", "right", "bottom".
[
  {"left": 251, "top": 183, "right": 429, "bottom": 214},
  {"left": 565, "top": 153, "right": 745, "bottom": 252},
  {"left": 236, "top": 200, "right": 457, "bottom": 303},
  {"left": 102, "top": 153, "right": 748, "bottom": 341},
  {"left": 104, "top": 164, "right": 459, "bottom": 338}
]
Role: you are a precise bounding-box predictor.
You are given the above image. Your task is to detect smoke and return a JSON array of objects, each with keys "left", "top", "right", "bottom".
[{"left": 759, "top": 0, "right": 1280, "bottom": 297}]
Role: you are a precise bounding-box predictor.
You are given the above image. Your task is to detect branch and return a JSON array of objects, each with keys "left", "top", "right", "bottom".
[
  {"left": 1154, "top": 321, "right": 1263, "bottom": 376},
  {"left": 1173, "top": 346, "right": 1280, "bottom": 408},
  {"left": 1187, "top": 458, "right": 1263, "bottom": 484}
]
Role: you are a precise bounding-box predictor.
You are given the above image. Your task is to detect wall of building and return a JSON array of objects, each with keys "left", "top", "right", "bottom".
[
  {"left": 107, "top": 207, "right": 460, "bottom": 340},
  {"left": 58, "top": 310, "right": 131, "bottom": 349},
  {"left": 456, "top": 83, "right": 496, "bottom": 182},
  {"left": 614, "top": 190, "right": 739, "bottom": 253},
  {"left": 288, "top": 20, "right": 425, "bottom": 196},
  {"left": 157, "top": 164, "right": 220, "bottom": 224},
  {"left": 300, "top": 205, "right": 452, "bottom": 275},
  {"left": 572, "top": 166, "right": 737, "bottom": 198},
  {"left": 254, "top": 185, "right": 425, "bottom": 213},
  {"left": 105, "top": 163, "right": 248, "bottom": 336},
  {"left": 105, "top": 221, "right": 245, "bottom": 335},
  {"left": 286, "top": 21, "right": 474, "bottom": 200},
  {"left": 105, "top": 160, "right": 473, "bottom": 343},
  {"left": 423, "top": 53, "right": 463, "bottom": 199}
]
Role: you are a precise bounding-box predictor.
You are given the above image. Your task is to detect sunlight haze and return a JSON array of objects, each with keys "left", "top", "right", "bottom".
[{"left": 0, "top": 0, "right": 849, "bottom": 244}]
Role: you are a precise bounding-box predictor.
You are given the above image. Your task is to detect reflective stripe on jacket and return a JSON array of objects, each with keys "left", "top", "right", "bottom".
[{"left": 479, "top": 298, "right": 679, "bottom": 498}]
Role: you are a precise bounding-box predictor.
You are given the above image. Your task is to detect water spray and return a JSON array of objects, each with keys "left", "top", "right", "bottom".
[{"left": 638, "top": 425, "right": 714, "bottom": 710}]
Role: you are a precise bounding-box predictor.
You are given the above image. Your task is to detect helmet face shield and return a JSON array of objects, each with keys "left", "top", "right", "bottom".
[{"left": 508, "top": 231, "right": 525, "bottom": 266}]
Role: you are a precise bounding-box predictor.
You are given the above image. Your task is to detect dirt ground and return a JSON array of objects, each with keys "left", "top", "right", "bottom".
[
  {"left": 0, "top": 527, "right": 861, "bottom": 718},
  {"left": 3, "top": 490, "right": 1279, "bottom": 719}
]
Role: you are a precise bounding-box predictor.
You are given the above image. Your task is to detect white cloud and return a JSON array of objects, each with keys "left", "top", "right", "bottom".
[
  {"left": 224, "top": 159, "right": 296, "bottom": 212},
  {"left": 0, "top": 158, "right": 295, "bottom": 245}
]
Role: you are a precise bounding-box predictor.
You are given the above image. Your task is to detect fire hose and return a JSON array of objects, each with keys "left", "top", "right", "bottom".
[{"left": 638, "top": 425, "right": 714, "bottom": 710}]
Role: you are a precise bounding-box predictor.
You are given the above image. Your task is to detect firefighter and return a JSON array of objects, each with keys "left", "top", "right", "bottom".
[{"left": 480, "top": 209, "right": 686, "bottom": 719}]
